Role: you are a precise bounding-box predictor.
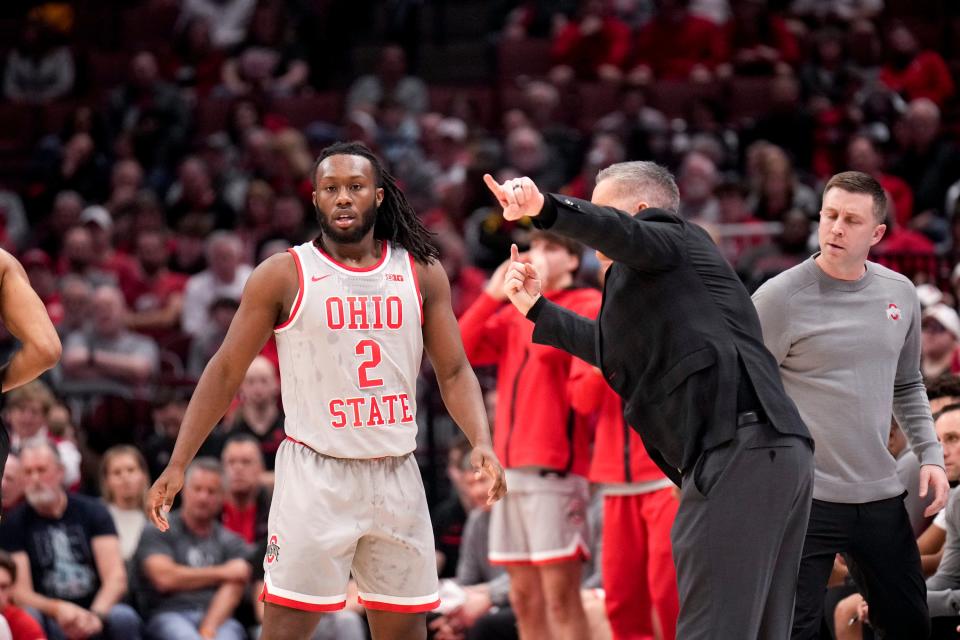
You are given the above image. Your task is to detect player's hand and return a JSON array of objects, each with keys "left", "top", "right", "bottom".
[
  {"left": 470, "top": 444, "right": 507, "bottom": 505},
  {"left": 503, "top": 243, "right": 541, "bottom": 316},
  {"left": 147, "top": 466, "right": 185, "bottom": 531},
  {"left": 483, "top": 173, "right": 544, "bottom": 222},
  {"left": 920, "top": 464, "right": 949, "bottom": 517}
]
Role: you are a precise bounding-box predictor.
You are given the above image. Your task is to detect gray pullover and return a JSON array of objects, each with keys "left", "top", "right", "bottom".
[{"left": 753, "top": 256, "right": 943, "bottom": 503}]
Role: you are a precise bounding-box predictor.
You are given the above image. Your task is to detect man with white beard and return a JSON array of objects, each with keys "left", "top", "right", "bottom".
[{"left": 0, "top": 441, "right": 142, "bottom": 640}]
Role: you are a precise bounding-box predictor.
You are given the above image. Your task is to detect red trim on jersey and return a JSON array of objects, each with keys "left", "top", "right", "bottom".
[
  {"left": 259, "top": 585, "right": 346, "bottom": 612},
  {"left": 358, "top": 596, "right": 441, "bottom": 613},
  {"left": 489, "top": 545, "right": 590, "bottom": 567},
  {"left": 408, "top": 253, "right": 423, "bottom": 326},
  {"left": 285, "top": 435, "right": 315, "bottom": 452},
  {"left": 313, "top": 240, "right": 389, "bottom": 272},
  {"left": 275, "top": 249, "right": 304, "bottom": 330}
]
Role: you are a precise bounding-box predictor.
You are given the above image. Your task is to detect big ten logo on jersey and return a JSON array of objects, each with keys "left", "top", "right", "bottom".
[{"left": 324, "top": 295, "right": 404, "bottom": 331}]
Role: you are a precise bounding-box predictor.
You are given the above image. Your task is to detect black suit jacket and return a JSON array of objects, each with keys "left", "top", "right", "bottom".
[{"left": 528, "top": 195, "right": 811, "bottom": 484}]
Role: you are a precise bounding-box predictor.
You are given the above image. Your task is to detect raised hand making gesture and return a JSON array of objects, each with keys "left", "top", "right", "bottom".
[
  {"left": 482, "top": 173, "right": 544, "bottom": 221},
  {"left": 502, "top": 243, "right": 541, "bottom": 316}
]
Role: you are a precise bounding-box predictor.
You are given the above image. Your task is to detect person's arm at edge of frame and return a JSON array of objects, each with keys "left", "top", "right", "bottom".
[
  {"left": 418, "top": 259, "right": 506, "bottom": 505},
  {"left": 894, "top": 295, "right": 948, "bottom": 518},
  {"left": 0, "top": 250, "right": 61, "bottom": 392},
  {"left": 146, "top": 253, "right": 294, "bottom": 530}
]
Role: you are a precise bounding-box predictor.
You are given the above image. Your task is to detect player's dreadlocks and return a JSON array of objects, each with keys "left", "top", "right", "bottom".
[{"left": 311, "top": 141, "right": 439, "bottom": 264}]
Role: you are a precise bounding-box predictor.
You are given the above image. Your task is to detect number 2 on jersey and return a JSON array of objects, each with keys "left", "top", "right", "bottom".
[{"left": 356, "top": 339, "right": 384, "bottom": 388}]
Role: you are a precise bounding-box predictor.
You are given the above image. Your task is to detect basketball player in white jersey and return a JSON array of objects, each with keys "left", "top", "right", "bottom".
[
  {"left": 147, "top": 142, "right": 506, "bottom": 640},
  {"left": 0, "top": 249, "right": 61, "bottom": 515}
]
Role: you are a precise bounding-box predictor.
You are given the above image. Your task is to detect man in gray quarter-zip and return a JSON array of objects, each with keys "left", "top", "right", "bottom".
[{"left": 754, "top": 170, "right": 949, "bottom": 639}]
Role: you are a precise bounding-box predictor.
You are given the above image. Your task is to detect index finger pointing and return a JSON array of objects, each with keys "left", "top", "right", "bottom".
[
  {"left": 510, "top": 243, "right": 520, "bottom": 262},
  {"left": 483, "top": 174, "right": 508, "bottom": 205}
]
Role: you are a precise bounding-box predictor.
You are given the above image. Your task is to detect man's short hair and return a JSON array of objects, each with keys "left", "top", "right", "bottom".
[
  {"left": 19, "top": 439, "right": 62, "bottom": 467},
  {"left": 184, "top": 457, "right": 223, "bottom": 485},
  {"left": 823, "top": 171, "right": 887, "bottom": 224},
  {"left": 927, "top": 375, "right": 960, "bottom": 402},
  {"left": 595, "top": 161, "right": 680, "bottom": 214},
  {"left": 933, "top": 402, "right": 960, "bottom": 422},
  {"left": 222, "top": 434, "right": 265, "bottom": 464},
  {"left": 529, "top": 230, "right": 584, "bottom": 272}
]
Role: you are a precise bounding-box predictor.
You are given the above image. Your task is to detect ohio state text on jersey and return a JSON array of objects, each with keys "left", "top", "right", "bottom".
[{"left": 274, "top": 240, "right": 424, "bottom": 458}]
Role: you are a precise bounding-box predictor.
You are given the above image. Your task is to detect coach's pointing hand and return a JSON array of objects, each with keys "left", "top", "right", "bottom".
[
  {"left": 503, "top": 243, "right": 542, "bottom": 316},
  {"left": 483, "top": 173, "right": 544, "bottom": 221}
]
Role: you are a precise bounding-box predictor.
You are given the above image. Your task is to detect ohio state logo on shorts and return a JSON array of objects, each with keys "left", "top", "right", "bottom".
[
  {"left": 887, "top": 303, "right": 900, "bottom": 321},
  {"left": 266, "top": 535, "right": 280, "bottom": 565}
]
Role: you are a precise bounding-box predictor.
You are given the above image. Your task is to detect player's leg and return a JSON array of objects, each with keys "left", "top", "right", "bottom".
[
  {"left": 506, "top": 564, "right": 548, "bottom": 639},
  {"left": 528, "top": 473, "right": 591, "bottom": 640},
  {"left": 260, "top": 605, "right": 324, "bottom": 640},
  {"left": 261, "top": 441, "right": 360, "bottom": 639},
  {"left": 488, "top": 472, "right": 547, "bottom": 637},
  {"left": 352, "top": 455, "right": 440, "bottom": 639},
  {"left": 366, "top": 611, "right": 427, "bottom": 640},
  {"left": 540, "top": 561, "right": 590, "bottom": 640}
]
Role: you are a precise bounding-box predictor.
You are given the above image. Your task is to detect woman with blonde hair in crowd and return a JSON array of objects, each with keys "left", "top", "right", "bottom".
[{"left": 100, "top": 445, "right": 149, "bottom": 561}]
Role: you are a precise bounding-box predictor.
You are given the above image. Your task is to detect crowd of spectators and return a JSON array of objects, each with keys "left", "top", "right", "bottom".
[{"left": 0, "top": 0, "right": 958, "bottom": 637}]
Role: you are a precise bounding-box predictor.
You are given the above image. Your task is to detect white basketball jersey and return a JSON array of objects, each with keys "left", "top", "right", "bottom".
[{"left": 274, "top": 240, "right": 424, "bottom": 458}]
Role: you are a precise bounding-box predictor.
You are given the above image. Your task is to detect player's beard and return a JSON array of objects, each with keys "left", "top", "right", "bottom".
[{"left": 317, "top": 201, "right": 378, "bottom": 244}]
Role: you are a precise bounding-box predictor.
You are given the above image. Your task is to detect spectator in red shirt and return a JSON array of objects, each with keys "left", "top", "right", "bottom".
[
  {"left": 880, "top": 22, "right": 955, "bottom": 107},
  {"left": 718, "top": 0, "right": 799, "bottom": 77},
  {"left": 125, "top": 229, "right": 188, "bottom": 341},
  {"left": 0, "top": 550, "right": 45, "bottom": 640},
  {"left": 219, "top": 435, "right": 270, "bottom": 547},
  {"left": 165, "top": 16, "right": 225, "bottom": 99},
  {"left": 433, "top": 229, "right": 486, "bottom": 318},
  {"left": 847, "top": 134, "right": 913, "bottom": 228},
  {"left": 628, "top": 0, "right": 728, "bottom": 83},
  {"left": 550, "top": 0, "right": 631, "bottom": 83},
  {"left": 79, "top": 206, "right": 140, "bottom": 302}
]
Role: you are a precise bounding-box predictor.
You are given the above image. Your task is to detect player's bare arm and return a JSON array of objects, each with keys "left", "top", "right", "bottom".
[
  {"left": 0, "top": 249, "right": 61, "bottom": 392},
  {"left": 417, "top": 259, "right": 506, "bottom": 504},
  {"left": 147, "top": 252, "right": 298, "bottom": 530}
]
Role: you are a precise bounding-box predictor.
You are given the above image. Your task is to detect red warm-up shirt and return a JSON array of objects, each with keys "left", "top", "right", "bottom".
[
  {"left": 569, "top": 358, "right": 665, "bottom": 484},
  {"left": 459, "top": 288, "right": 600, "bottom": 475}
]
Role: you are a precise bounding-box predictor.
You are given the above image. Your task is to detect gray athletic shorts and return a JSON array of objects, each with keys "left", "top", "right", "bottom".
[
  {"left": 488, "top": 468, "right": 591, "bottom": 566},
  {"left": 260, "top": 437, "right": 440, "bottom": 613}
]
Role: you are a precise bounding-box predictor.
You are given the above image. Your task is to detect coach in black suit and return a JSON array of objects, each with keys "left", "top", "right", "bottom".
[{"left": 484, "top": 162, "right": 814, "bottom": 639}]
